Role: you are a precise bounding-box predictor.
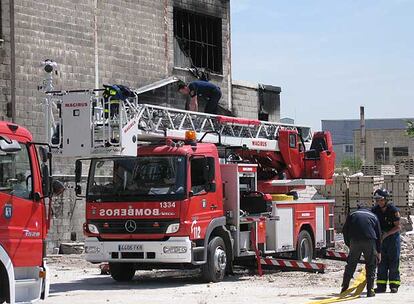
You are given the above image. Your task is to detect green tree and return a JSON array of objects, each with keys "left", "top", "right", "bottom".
[
  {"left": 340, "top": 157, "right": 363, "bottom": 173},
  {"left": 407, "top": 120, "right": 414, "bottom": 137}
]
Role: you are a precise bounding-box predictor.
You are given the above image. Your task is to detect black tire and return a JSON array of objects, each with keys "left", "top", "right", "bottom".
[
  {"left": 0, "top": 265, "right": 9, "bottom": 303},
  {"left": 109, "top": 263, "right": 135, "bottom": 282},
  {"left": 201, "top": 236, "right": 227, "bottom": 283},
  {"left": 295, "top": 230, "right": 314, "bottom": 262}
]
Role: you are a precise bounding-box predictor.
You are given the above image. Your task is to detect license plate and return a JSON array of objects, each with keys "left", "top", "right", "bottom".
[{"left": 118, "top": 244, "right": 143, "bottom": 252}]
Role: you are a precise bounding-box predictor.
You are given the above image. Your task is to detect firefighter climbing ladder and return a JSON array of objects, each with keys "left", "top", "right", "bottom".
[{"left": 44, "top": 78, "right": 312, "bottom": 158}]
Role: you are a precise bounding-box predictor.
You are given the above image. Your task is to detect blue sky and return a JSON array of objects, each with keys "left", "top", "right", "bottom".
[{"left": 231, "top": 0, "right": 414, "bottom": 130}]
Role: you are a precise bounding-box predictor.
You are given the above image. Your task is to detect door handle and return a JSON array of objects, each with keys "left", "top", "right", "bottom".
[{"left": 210, "top": 204, "right": 218, "bottom": 210}]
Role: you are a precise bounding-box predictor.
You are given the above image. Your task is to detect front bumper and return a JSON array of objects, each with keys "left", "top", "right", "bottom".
[{"left": 85, "top": 237, "right": 192, "bottom": 263}]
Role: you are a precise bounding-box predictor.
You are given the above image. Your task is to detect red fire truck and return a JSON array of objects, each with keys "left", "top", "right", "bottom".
[
  {"left": 45, "top": 78, "right": 336, "bottom": 282},
  {"left": 0, "top": 122, "right": 64, "bottom": 303}
]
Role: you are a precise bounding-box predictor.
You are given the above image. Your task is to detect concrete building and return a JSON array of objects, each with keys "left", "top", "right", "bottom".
[
  {"left": 354, "top": 129, "right": 414, "bottom": 165},
  {"left": 0, "top": 1, "right": 282, "bottom": 250},
  {"left": 322, "top": 118, "right": 414, "bottom": 165}
]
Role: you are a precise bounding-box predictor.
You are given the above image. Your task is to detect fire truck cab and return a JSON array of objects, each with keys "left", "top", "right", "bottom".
[{"left": 0, "top": 122, "right": 64, "bottom": 304}]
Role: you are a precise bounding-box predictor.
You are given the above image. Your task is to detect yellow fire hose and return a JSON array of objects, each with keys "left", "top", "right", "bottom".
[{"left": 307, "top": 268, "right": 366, "bottom": 304}]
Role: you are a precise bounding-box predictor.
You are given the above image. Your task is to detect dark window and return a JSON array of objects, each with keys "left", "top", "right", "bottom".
[
  {"left": 374, "top": 147, "right": 389, "bottom": 165},
  {"left": 174, "top": 8, "right": 223, "bottom": 74},
  {"left": 0, "top": 144, "right": 33, "bottom": 199},
  {"left": 191, "top": 157, "right": 215, "bottom": 195},
  {"left": 87, "top": 156, "right": 186, "bottom": 202},
  {"left": 289, "top": 134, "right": 296, "bottom": 148},
  {"left": 393, "top": 147, "right": 408, "bottom": 157},
  {"left": 344, "top": 145, "right": 353, "bottom": 153}
]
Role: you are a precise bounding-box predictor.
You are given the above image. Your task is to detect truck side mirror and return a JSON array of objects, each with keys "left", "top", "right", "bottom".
[
  {"left": 75, "top": 160, "right": 82, "bottom": 183},
  {"left": 75, "top": 184, "right": 82, "bottom": 196},
  {"left": 39, "top": 146, "right": 50, "bottom": 163},
  {"left": 75, "top": 160, "right": 84, "bottom": 197},
  {"left": 41, "top": 164, "right": 50, "bottom": 196},
  {"left": 52, "top": 180, "right": 65, "bottom": 196}
]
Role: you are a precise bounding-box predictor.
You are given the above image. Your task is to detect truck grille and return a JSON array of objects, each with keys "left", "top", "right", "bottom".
[{"left": 89, "top": 219, "right": 178, "bottom": 234}]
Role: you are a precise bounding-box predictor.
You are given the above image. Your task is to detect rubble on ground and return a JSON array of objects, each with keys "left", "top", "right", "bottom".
[{"left": 401, "top": 233, "right": 414, "bottom": 262}]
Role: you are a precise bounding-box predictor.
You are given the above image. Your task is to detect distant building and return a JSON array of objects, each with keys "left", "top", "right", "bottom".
[
  {"left": 280, "top": 117, "right": 294, "bottom": 124},
  {"left": 354, "top": 129, "right": 414, "bottom": 165},
  {"left": 322, "top": 118, "right": 414, "bottom": 165}
]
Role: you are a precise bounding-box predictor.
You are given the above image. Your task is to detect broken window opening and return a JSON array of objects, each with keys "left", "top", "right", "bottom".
[{"left": 174, "top": 8, "right": 223, "bottom": 74}]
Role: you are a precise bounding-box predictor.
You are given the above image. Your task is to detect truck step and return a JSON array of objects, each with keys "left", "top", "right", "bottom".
[
  {"left": 15, "top": 277, "right": 42, "bottom": 303},
  {"left": 15, "top": 278, "right": 38, "bottom": 286}
]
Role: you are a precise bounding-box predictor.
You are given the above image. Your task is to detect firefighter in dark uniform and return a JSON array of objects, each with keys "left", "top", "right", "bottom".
[
  {"left": 371, "top": 188, "right": 401, "bottom": 293},
  {"left": 341, "top": 206, "right": 382, "bottom": 297},
  {"left": 102, "top": 84, "right": 135, "bottom": 119},
  {"left": 177, "top": 80, "right": 222, "bottom": 114}
]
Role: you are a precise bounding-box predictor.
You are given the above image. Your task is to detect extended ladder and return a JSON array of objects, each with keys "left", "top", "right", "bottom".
[{"left": 44, "top": 80, "right": 312, "bottom": 157}]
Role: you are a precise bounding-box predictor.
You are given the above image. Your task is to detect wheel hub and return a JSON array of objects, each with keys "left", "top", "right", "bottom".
[
  {"left": 214, "top": 246, "right": 227, "bottom": 273},
  {"left": 300, "top": 238, "right": 311, "bottom": 262}
]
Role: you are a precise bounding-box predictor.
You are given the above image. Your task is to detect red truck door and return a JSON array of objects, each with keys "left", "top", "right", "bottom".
[
  {"left": 0, "top": 144, "right": 44, "bottom": 267},
  {"left": 278, "top": 130, "right": 304, "bottom": 178},
  {"left": 187, "top": 157, "right": 221, "bottom": 241}
]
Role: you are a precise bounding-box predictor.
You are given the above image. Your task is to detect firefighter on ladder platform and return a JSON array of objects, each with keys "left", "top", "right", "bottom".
[
  {"left": 341, "top": 205, "right": 382, "bottom": 297},
  {"left": 371, "top": 189, "right": 401, "bottom": 294},
  {"left": 103, "top": 84, "right": 135, "bottom": 119}
]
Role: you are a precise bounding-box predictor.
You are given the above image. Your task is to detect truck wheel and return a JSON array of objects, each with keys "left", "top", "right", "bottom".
[
  {"left": 296, "top": 230, "right": 313, "bottom": 262},
  {"left": 202, "top": 236, "right": 227, "bottom": 283},
  {"left": 109, "top": 263, "right": 135, "bottom": 282}
]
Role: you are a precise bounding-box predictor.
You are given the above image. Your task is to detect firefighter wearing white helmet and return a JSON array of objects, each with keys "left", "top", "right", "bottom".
[{"left": 371, "top": 188, "right": 401, "bottom": 294}]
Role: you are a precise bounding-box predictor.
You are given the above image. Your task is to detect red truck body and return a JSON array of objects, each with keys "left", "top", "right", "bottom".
[
  {"left": 0, "top": 122, "right": 62, "bottom": 304},
  {"left": 81, "top": 134, "right": 335, "bottom": 282}
]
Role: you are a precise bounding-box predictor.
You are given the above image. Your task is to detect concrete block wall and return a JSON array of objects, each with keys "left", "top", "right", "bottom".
[
  {"left": 0, "top": 0, "right": 233, "bottom": 251},
  {"left": 232, "top": 80, "right": 281, "bottom": 121},
  {"left": 232, "top": 81, "right": 259, "bottom": 119},
  {"left": 0, "top": 0, "right": 11, "bottom": 120}
]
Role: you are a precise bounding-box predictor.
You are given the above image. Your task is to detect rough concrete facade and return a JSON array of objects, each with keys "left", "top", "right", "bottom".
[
  {"left": 354, "top": 129, "right": 414, "bottom": 165},
  {"left": 0, "top": 0, "right": 281, "bottom": 251},
  {"left": 232, "top": 80, "right": 281, "bottom": 121}
]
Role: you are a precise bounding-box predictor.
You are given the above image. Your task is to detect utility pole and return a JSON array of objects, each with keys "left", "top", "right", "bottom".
[{"left": 360, "top": 106, "right": 366, "bottom": 165}]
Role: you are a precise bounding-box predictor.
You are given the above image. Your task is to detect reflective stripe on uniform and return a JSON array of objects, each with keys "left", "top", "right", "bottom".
[
  {"left": 376, "top": 280, "right": 387, "bottom": 284},
  {"left": 389, "top": 280, "right": 401, "bottom": 285}
]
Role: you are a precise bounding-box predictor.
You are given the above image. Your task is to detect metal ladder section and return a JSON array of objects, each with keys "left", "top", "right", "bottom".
[{"left": 46, "top": 89, "right": 312, "bottom": 157}]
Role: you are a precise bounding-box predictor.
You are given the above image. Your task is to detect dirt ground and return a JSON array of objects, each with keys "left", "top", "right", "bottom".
[{"left": 44, "top": 234, "right": 414, "bottom": 304}]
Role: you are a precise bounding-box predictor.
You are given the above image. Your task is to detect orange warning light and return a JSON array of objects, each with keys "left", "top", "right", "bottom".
[{"left": 185, "top": 130, "right": 197, "bottom": 142}]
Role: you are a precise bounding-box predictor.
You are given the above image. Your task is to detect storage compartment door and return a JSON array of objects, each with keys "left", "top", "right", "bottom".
[
  {"left": 316, "top": 206, "right": 326, "bottom": 248},
  {"left": 61, "top": 94, "right": 92, "bottom": 156},
  {"left": 275, "top": 207, "right": 294, "bottom": 252}
]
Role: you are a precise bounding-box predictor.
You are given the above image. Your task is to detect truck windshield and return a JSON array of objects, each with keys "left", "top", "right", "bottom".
[
  {"left": 0, "top": 143, "right": 33, "bottom": 199},
  {"left": 87, "top": 156, "right": 186, "bottom": 202}
]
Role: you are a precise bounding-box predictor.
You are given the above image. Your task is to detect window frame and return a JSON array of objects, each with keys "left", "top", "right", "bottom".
[
  {"left": 289, "top": 134, "right": 297, "bottom": 149},
  {"left": 86, "top": 156, "right": 187, "bottom": 202},
  {"left": 344, "top": 144, "right": 354, "bottom": 153},
  {"left": 374, "top": 147, "right": 390, "bottom": 164},
  {"left": 173, "top": 7, "right": 223, "bottom": 75},
  {"left": 392, "top": 146, "right": 409, "bottom": 157},
  {"left": 190, "top": 156, "right": 215, "bottom": 196},
  {"left": 0, "top": 143, "right": 35, "bottom": 200}
]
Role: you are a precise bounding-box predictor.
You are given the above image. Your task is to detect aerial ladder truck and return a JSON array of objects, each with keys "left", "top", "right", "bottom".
[{"left": 44, "top": 76, "right": 336, "bottom": 282}]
